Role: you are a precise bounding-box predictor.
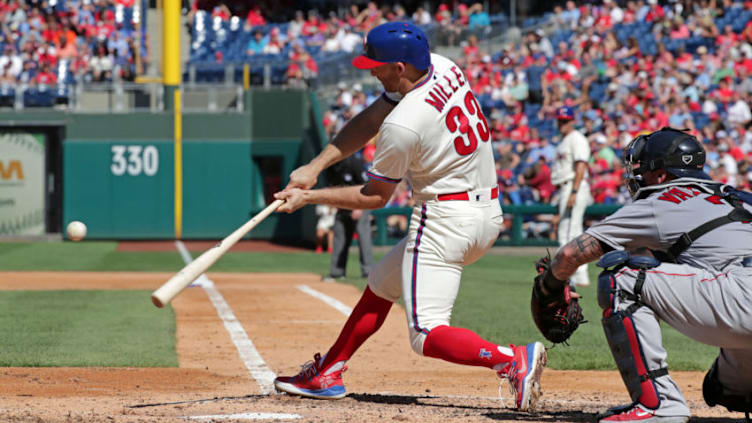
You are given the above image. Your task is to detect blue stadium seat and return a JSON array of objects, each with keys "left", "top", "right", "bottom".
[
  {"left": 23, "top": 87, "right": 56, "bottom": 107},
  {"left": 527, "top": 66, "right": 545, "bottom": 92},
  {"left": 524, "top": 103, "right": 541, "bottom": 118},
  {"left": 692, "top": 112, "right": 710, "bottom": 129},
  {"left": 0, "top": 85, "right": 14, "bottom": 107},
  {"left": 194, "top": 62, "right": 226, "bottom": 83},
  {"left": 270, "top": 63, "right": 289, "bottom": 85}
]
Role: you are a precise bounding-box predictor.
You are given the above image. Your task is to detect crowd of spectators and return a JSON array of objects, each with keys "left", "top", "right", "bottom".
[
  {"left": 187, "top": 1, "right": 493, "bottom": 86},
  {"left": 453, "top": 0, "right": 752, "bottom": 213},
  {"left": 315, "top": 0, "right": 752, "bottom": 240},
  {"left": 0, "top": 0, "right": 145, "bottom": 92}
]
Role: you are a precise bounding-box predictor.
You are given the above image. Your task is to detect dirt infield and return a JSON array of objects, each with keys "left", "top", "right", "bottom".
[{"left": 0, "top": 271, "right": 746, "bottom": 422}]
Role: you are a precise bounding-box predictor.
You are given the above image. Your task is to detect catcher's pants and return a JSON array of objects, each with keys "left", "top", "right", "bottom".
[
  {"left": 604, "top": 262, "right": 752, "bottom": 415},
  {"left": 557, "top": 180, "right": 590, "bottom": 286},
  {"left": 367, "top": 193, "right": 503, "bottom": 355}
]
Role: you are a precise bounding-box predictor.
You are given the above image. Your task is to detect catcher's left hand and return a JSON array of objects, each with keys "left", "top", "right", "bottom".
[{"left": 530, "top": 255, "right": 585, "bottom": 344}]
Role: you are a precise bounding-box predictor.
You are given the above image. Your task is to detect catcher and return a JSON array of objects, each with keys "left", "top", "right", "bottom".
[{"left": 531, "top": 128, "right": 752, "bottom": 423}]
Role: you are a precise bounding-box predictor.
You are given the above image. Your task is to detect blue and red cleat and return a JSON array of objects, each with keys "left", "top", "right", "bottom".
[
  {"left": 273, "top": 353, "right": 347, "bottom": 399},
  {"left": 498, "top": 342, "right": 547, "bottom": 411}
]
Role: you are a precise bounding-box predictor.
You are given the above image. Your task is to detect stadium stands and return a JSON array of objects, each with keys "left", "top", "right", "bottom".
[
  {"left": 321, "top": 0, "right": 752, "bottom": 208},
  {"left": 184, "top": 3, "right": 510, "bottom": 86},
  {"left": 0, "top": 0, "right": 144, "bottom": 107}
]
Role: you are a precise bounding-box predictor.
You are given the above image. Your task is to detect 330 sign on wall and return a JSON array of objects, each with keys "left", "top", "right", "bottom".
[{"left": 111, "top": 145, "right": 159, "bottom": 176}]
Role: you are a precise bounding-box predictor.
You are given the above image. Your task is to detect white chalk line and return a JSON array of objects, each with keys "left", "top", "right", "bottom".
[
  {"left": 296, "top": 284, "right": 352, "bottom": 316},
  {"left": 174, "top": 241, "right": 214, "bottom": 288},
  {"left": 175, "top": 240, "right": 276, "bottom": 395},
  {"left": 172, "top": 246, "right": 515, "bottom": 415},
  {"left": 184, "top": 412, "right": 301, "bottom": 420}
]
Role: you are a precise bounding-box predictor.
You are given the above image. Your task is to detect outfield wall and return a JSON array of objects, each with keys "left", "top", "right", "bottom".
[{"left": 0, "top": 89, "right": 324, "bottom": 242}]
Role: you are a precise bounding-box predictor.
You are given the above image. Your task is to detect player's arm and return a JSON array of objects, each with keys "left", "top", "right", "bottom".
[
  {"left": 571, "top": 160, "right": 587, "bottom": 191},
  {"left": 285, "top": 96, "right": 396, "bottom": 190},
  {"left": 274, "top": 179, "right": 398, "bottom": 214},
  {"left": 542, "top": 233, "right": 607, "bottom": 293},
  {"left": 567, "top": 160, "right": 587, "bottom": 207}
]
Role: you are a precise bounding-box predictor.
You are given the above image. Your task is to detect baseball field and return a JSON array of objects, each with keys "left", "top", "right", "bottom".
[{"left": 0, "top": 241, "right": 745, "bottom": 422}]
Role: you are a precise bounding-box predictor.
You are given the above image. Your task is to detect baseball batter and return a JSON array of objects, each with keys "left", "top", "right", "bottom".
[
  {"left": 550, "top": 107, "right": 591, "bottom": 287},
  {"left": 537, "top": 128, "right": 752, "bottom": 422},
  {"left": 272, "top": 22, "right": 546, "bottom": 411}
]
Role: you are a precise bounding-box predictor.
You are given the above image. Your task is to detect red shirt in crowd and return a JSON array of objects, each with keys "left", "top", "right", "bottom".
[
  {"left": 35, "top": 70, "right": 58, "bottom": 85},
  {"left": 735, "top": 57, "right": 752, "bottom": 75},
  {"left": 526, "top": 162, "right": 554, "bottom": 202},
  {"left": 645, "top": 5, "right": 665, "bottom": 22},
  {"left": 246, "top": 8, "right": 265, "bottom": 27},
  {"left": 713, "top": 83, "right": 735, "bottom": 103},
  {"left": 509, "top": 124, "right": 530, "bottom": 142}
]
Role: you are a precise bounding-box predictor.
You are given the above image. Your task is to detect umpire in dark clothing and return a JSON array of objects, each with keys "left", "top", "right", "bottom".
[{"left": 324, "top": 152, "right": 374, "bottom": 280}]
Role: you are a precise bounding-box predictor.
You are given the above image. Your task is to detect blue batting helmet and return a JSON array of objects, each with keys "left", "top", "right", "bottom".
[
  {"left": 352, "top": 22, "right": 431, "bottom": 71},
  {"left": 556, "top": 106, "right": 575, "bottom": 120}
]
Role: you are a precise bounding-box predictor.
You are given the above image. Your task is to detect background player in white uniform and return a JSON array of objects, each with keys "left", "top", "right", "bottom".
[
  {"left": 272, "top": 22, "right": 546, "bottom": 411},
  {"left": 550, "top": 106, "right": 591, "bottom": 287},
  {"left": 536, "top": 127, "right": 752, "bottom": 422}
]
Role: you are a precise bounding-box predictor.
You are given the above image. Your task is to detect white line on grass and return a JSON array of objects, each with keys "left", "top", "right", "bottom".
[
  {"left": 185, "top": 412, "right": 301, "bottom": 420},
  {"left": 296, "top": 285, "right": 352, "bottom": 316},
  {"left": 175, "top": 240, "right": 276, "bottom": 394},
  {"left": 174, "top": 241, "right": 214, "bottom": 288}
]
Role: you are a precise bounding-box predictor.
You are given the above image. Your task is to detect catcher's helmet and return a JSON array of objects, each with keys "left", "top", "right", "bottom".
[
  {"left": 624, "top": 127, "right": 709, "bottom": 198},
  {"left": 352, "top": 22, "right": 430, "bottom": 71}
]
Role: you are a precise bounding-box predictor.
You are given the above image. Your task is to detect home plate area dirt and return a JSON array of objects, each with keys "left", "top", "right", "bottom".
[{"left": 0, "top": 271, "right": 746, "bottom": 422}]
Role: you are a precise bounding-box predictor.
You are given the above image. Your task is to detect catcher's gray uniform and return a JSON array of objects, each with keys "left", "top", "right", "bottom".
[{"left": 587, "top": 178, "right": 752, "bottom": 418}]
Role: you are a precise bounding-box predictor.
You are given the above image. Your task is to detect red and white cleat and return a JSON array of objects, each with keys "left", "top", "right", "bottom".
[
  {"left": 498, "top": 341, "right": 547, "bottom": 411},
  {"left": 598, "top": 403, "right": 689, "bottom": 422},
  {"left": 274, "top": 353, "right": 347, "bottom": 400}
]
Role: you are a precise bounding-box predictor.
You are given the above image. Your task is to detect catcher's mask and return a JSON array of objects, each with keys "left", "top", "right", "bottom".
[{"left": 623, "top": 127, "right": 709, "bottom": 199}]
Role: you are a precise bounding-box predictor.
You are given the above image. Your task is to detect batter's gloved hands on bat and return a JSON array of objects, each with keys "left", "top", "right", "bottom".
[{"left": 530, "top": 254, "right": 585, "bottom": 344}]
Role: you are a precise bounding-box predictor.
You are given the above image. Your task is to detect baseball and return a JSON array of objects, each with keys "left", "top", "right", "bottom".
[{"left": 66, "top": 221, "right": 87, "bottom": 241}]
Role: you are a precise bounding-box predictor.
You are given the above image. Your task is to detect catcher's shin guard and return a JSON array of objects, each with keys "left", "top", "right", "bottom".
[
  {"left": 597, "top": 251, "right": 666, "bottom": 410},
  {"left": 703, "top": 357, "right": 752, "bottom": 419}
]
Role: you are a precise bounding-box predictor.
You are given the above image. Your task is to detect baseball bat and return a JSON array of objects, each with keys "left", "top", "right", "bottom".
[{"left": 151, "top": 199, "right": 285, "bottom": 308}]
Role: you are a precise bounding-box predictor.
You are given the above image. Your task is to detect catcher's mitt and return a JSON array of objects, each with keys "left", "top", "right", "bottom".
[{"left": 531, "top": 254, "right": 585, "bottom": 344}]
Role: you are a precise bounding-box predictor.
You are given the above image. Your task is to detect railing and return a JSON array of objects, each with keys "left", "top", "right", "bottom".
[
  {"left": 0, "top": 81, "right": 253, "bottom": 113},
  {"left": 371, "top": 204, "right": 622, "bottom": 247}
]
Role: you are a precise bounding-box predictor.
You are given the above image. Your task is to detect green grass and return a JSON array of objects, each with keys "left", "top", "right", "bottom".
[
  {"left": 0, "top": 242, "right": 185, "bottom": 271},
  {"left": 0, "top": 241, "right": 718, "bottom": 370},
  {"left": 0, "top": 290, "right": 176, "bottom": 367}
]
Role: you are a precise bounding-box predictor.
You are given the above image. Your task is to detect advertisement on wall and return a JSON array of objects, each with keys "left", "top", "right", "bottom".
[{"left": 0, "top": 132, "right": 46, "bottom": 235}]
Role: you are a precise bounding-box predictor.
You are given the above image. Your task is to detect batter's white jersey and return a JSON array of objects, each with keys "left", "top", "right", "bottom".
[
  {"left": 364, "top": 53, "right": 503, "bottom": 355},
  {"left": 367, "top": 53, "right": 497, "bottom": 197},
  {"left": 551, "top": 129, "right": 590, "bottom": 185}
]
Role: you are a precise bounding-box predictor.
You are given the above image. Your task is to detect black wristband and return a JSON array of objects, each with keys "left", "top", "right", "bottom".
[{"left": 571, "top": 189, "right": 578, "bottom": 194}]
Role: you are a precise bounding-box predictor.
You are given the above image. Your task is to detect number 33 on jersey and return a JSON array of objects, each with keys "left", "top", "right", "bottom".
[{"left": 368, "top": 53, "right": 497, "bottom": 198}]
